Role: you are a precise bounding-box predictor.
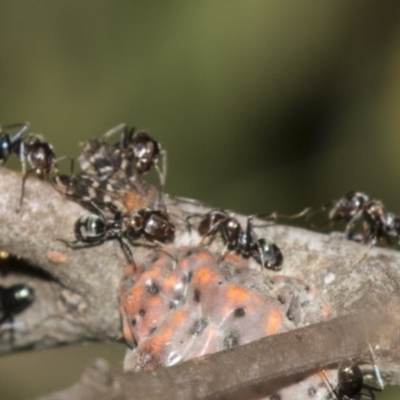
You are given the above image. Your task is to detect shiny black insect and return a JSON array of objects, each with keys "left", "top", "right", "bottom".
[
  {"left": 0, "top": 122, "right": 30, "bottom": 164},
  {"left": 327, "top": 193, "right": 400, "bottom": 246},
  {"left": 17, "top": 134, "right": 60, "bottom": 210},
  {"left": 71, "top": 211, "right": 134, "bottom": 262},
  {"left": 62, "top": 207, "right": 175, "bottom": 263},
  {"left": 196, "top": 210, "right": 283, "bottom": 270},
  {"left": 277, "top": 191, "right": 370, "bottom": 237},
  {"left": 0, "top": 284, "right": 35, "bottom": 337},
  {"left": 252, "top": 238, "right": 283, "bottom": 271},
  {"left": 66, "top": 124, "right": 165, "bottom": 216},
  {"left": 125, "top": 208, "right": 175, "bottom": 243},
  {"left": 322, "top": 344, "right": 384, "bottom": 400},
  {"left": 102, "top": 123, "right": 166, "bottom": 188},
  {"left": 327, "top": 191, "right": 370, "bottom": 226},
  {"left": 323, "top": 360, "right": 383, "bottom": 400},
  {"left": 274, "top": 191, "right": 400, "bottom": 246}
]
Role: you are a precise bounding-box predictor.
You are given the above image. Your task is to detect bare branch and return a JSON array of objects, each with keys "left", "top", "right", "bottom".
[
  {"left": 36, "top": 311, "right": 400, "bottom": 400},
  {"left": 1, "top": 166, "right": 400, "bottom": 398}
]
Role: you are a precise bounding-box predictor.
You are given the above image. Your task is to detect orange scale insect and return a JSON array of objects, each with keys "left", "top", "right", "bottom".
[
  {"left": 129, "top": 285, "right": 147, "bottom": 304},
  {"left": 191, "top": 265, "right": 222, "bottom": 288},
  {"left": 139, "top": 267, "right": 162, "bottom": 283},
  {"left": 222, "top": 252, "right": 248, "bottom": 266},
  {"left": 162, "top": 273, "right": 181, "bottom": 292},
  {"left": 321, "top": 302, "right": 332, "bottom": 319},
  {"left": 177, "top": 250, "right": 215, "bottom": 271},
  {"left": 225, "top": 285, "right": 255, "bottom": 305},
  {"left": 265, "top": 307, "right": 284, "bottom": 335}
]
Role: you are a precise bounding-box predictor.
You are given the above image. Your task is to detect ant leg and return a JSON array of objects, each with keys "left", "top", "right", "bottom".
[
  {"left": 261, "top": 205, "right": 326, "bottom": 222},
  {"left": 155, "top": 148, "right": 167, "bottom": 190},
  {"left": 343, "top": 211, "right": 363, "bottom": 240},
  {"left": 102, "top": 123, "right": 127, "bottom": 140},
  {"left": 360, "top": 389, "right": 376, "bottom": 399},
  {"left": 19, "top": 141, "right": 27, "bottom": 175},
  {"left": 16, "top": 168, "right": 36, "bottom": 212},
  {"left": 216, "top": 243, "right": 229, "bottom": 264},
  {"left": 3, "top": 122, "right": 30, "bottom": 144},
  {"left": 199, "top": 215, "right": 226, "bottom": 246},
  {"left": 365, "top": 343, "right": 384, "bottom": 391},
  {"left": 184, "top": 213, "right": 202, "bottom": 233},
  {"left": 256, "top": 240, "right": 265, "bottom": 271},
  {"left": 320, "top": 369, "right": 340, "bottom": 400},
  {"left": 55, "top": 155, "right": 75, "bottom": 175},
  {"left": 57, "top": 238, "right": 106, "bottom": 250},
  {"left": 118, "top": 238, "right": 135, "bottom": 265}
]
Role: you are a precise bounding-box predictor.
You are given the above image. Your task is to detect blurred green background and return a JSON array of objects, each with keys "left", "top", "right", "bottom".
[{"left": 0, "top": 1, "right": 399, "bottom": 398}]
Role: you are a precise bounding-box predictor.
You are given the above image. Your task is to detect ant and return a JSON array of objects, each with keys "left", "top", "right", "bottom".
[
  {"left": 0, "top": 122, "right": 30, "bottom": 164},
  {"left": 271, "top": 191, "right": 370, "bottom": 237},
  {"left": 102, "top": 123, "right": 167, "bottom": 189},
  {"left": 0, "top": 124, "right": 64, "bottom": 210},
  {"left": 71, "top": 211, "right": 134, "bottom": 263},
  {"left": 194, "top": 209, "right": 283, "bottom": 270},
  {"left": 325, "top": 193, "right": 400, "bottom": 246},
  {"left": 61, "top": 206, "right": 175, "bottom": 264},
  {"left": 322, "top": 345, "right": 384, "bottom": 399},
  {"left": 272, "top": 191, "right": 400, "bottom": 246},
  {"left": 16, "top": 134, "right": 74, "bottom": 211},
  {"left": 17, "top": 134, "right": 58, "bottom": 210},
  {"left": 0, "top": 284, "right": 35, "bottom": 340}
]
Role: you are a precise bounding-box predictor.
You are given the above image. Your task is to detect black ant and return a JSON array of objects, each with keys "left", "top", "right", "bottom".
[
  {"left": 16, "top": 134, "right": 73, "bottom": 211},
  {"left": 252, "top": 238, "right": 283, "bottom": 271},
  {"left": 17, "top": 134, "right": 58, "bottom": 210},
  {"left": 195, "top": 210, "right": 283, "bottom": 270},
  {"left": 0, "top": 125, "right": 63, "bottom": 210},
  {"left": 0, "top": 284, "right": 35, "bottom": 340},
  {"left": 271, "top": 191, "right": 400, "bottom": 246},
  {"left": 102, "top": 123, "right": 167, "bottom": 189},
  {"left": 125, "top": 208, "right": 175, "bottom": 243},
  {"left": 61, "top": 206, "right": 175, "bottom": 264},
  {"left": 272, "top": 191, "right": 370, "bottom": 237},
  {"left": 0, "top": 122, "right": 30, "bottom": 164},
  {"left": 71, "top": 211, "right": 134, "bottom": 263},
  {"left": 322, "top": 345, "right": 384, "bottom": 399},
  {"left": 326, "top": 193, "right": 400, "bottom": 246}
]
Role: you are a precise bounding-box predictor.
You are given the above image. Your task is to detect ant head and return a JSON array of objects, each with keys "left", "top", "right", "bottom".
[
  {"left": 337, "top": 360, "right": 364, "bottom": 397},
  {"left": 28, "top": 142, "right": 56, "bottom": 170},
  {"left": 221, "top": 217, "right": 242, "bottom": 246},
  {"left": 74, "top": 213, "right": 107, "bottom": 242},
  {"left": 129, "top": 131, "right": 160, "bottom": 174},
  {"left": 329, "top": 191, "right": 370, "bottom": 221}
]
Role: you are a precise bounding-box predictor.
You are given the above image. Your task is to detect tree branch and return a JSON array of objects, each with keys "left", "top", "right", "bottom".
[
  {"left": 36, "top": 311, "right": 400, "bottom": 400},
  {"left": 1, "top": 166, "right": 400, "bottom": 399}
]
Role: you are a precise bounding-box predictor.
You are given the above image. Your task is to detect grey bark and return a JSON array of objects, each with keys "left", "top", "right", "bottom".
[{"left": 0, "top": 167, "right": 399, "bottom": 399}]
